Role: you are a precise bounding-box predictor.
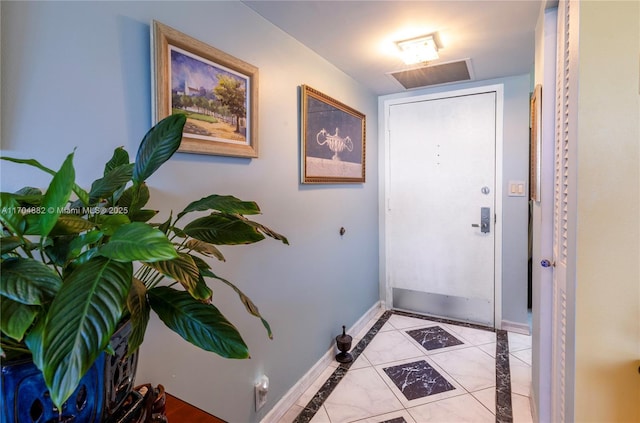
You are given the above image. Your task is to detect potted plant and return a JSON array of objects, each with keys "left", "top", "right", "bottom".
[{"left": 0, "top": 114, "right": 288, "bottom": 419}]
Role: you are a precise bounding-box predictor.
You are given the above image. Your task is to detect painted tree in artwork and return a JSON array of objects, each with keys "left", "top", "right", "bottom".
[{"left": 214, "top": 75, "right": 246, "bottom": 133}]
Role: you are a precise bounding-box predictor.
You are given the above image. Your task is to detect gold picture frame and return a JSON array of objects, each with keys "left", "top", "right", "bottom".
[
  {"left": 300, "top": 85, "right": 366, "bottom": 184},
  {"left": 152, "top": 21, "right": 258, "bottom": 158},
  {"left": 530, "top": 84, "right": 542, "bottom": 201}
]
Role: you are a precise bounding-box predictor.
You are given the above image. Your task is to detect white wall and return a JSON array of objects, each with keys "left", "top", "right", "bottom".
[
  {"left": 0, "top": 2, "right": 379, "bottom": 422},
  {"left": 574, "top": 1, "right": 640, "bottom": 420},
  {"left": 378, "top": 74, "right": 532, "bottom": 327}
]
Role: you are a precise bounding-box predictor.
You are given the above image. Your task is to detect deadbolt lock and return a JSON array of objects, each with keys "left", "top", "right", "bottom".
[
  {"left": 480, "top": 207, "right": 491, "bottom": 233},
  {"left": 471, "top": 207, "right": 491, "bottom": 233}
]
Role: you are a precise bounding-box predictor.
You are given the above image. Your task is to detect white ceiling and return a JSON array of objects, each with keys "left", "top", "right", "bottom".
[{"left": 243, "top": 0, "right": 543, "bottom": 95}]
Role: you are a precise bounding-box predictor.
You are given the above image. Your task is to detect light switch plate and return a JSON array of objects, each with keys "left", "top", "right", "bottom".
[{"left": 508, "top": 180, "right": 527, "bottom": 197}]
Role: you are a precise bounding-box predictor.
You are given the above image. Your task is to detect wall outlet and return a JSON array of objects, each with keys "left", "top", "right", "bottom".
[{"left": 255, "top": 375, "right": 269, "bottom": 411}]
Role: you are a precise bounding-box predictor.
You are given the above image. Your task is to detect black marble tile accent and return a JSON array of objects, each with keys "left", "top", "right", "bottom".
[
  {"left": 393, "top": 309, "right": 495, "bottom": 333},
  {"left": 383, "top": 360, "right": 456, "bottom": 401},
  {"left": 293, "top": 310, "right": 393, "bottom": 423},
  {"left": 406, "top": 325, "right": 464, "bottom": 351},
  {"left": 293, "top": 310, "right": 514, "bottom": 423},
  {"left": 292, "top": 366, "right": 347, "bottom": 423},
  {"left": 495, "top": 329, "right": 513, "bottom": 423}
]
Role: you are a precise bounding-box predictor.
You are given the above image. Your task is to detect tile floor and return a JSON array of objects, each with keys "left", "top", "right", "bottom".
[{"left": 277, "top": 310, "right": 533, "bottom": 423}]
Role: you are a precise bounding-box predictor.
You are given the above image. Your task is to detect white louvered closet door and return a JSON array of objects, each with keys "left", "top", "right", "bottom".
[{"left": 552, "top": 1, "right": 579, "bottom": 421}]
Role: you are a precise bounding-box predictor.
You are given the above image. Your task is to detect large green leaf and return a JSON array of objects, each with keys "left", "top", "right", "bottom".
[
  {"left": 118, "top": 183, "right": 150, "bottom": 213},
  {"left": 172, "top": 226, "right": 188, "bottom": 238},
  {"left": 184, "top": 238, "right": 226, "bottom": 261},
  {"left": 1, "top": 334, "right": 32, "bottom": 361},
  {"left": 132, "top": 114, "right": 186, "bottom": 184},
  {"left": 49, "top": 214, "right": 96, "bottom": 235},
  {"left": 73, "top": 247, "right": 100, "bottom": 266},
  {"left": 178, "top": 195, "right": 261, "bottom": 219},
  {"left": 24, "top": 315, "right": 46, "bottom": 370},
  {"left": 67, "top": 230, "right": 103, "bottom": 260},
  {"left": 103, "top": 148, "right": 130, "bottom": 205},
  {"left": 12, "top": 187, "right": 44, "bottom": 205},
  {"left": 189, "top": 254, "right": 215, "bottom": 278},
  {"left": 96, "top": 213, "right": 131, "bottom": 236},
  {"left": 183, "top": 214, "right": 265, "bottom": 245},
  {"left": 148, "top": 286, "right": 249, "bottom": 359},
  {"left": 0, "top": 295, "right": 39, "bottom": 341},
  {"left": 192, "top": 275, "right": 214, "bottom": 303},
  {"left": 144, "top": 253, "right": 211, "bottom": 300},
  {"left": 0, "top": 257, "right": 62, "bottom": 305},
  {"left": 1, "top": 157, "right": 90, "bottom": 205},
  {"left": 172, "top": 254, "right": 271, "bottom": 339},
  {"left": 145, "top": 253, "right": 213, "bottom": 302},
  {"left": 207, "top": 271, "right": 273, "bottom": 340},
  {"left": 184, "top": 255, "right": 216, "bottom": 301},
  {"left": 99, "top": 222, "right": 178, "bottom": 262},
  {"left": 126, "top": 278, "right": 149, "bottom": 354},
  {"left": 40, "top": 152, "right": 75, "bottom": 238},
  {"left": 89, "top": 163, "right": 134, "bottom": 201},
  {"left": 0, "top": 192, "right": 26, "bottom": 236},
  {"left": 44, "top": 236, "right": 73, "bottom": 267},
  {"left": 23, "top": 213, "right": 44, "bottom": 236},
  {"left": 183, "top": 255, "right": 214, "bottom": 301},
  {"left": 104, "top": 147, "right": 130, "bottom": 175},
  {"left": 244, "top": 219, "right": 290, "bottom": 245},
  {"left": 128, "top": 209, "right": 158, "bottom": 223},
  {"left": 1, "top": 236, "right": 24, "bottom": 255},
  {"left": 42, "top": 257, "right": 132, "bottom": 408}
]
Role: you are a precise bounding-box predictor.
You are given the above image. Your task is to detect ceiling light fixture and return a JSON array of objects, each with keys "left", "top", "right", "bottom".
[{"left": 396, "top": 32, "right": 442, "bottom": 65}]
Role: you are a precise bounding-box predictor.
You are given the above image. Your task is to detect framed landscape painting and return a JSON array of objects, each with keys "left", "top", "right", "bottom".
[
  {"left": 300, "top": 85, "right": 366, "bottom": 184},
  {"left": 152, "top": 21, "right": 258, "bottom": 158}
]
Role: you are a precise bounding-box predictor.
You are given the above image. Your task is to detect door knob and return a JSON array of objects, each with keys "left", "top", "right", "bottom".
[{"left": 541, "top": 259, "right": 555, "bottom": 268}]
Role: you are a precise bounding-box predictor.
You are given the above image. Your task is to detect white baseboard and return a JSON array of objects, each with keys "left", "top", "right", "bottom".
[
  {"left": 501, "top": 319, "right": 531, "bottom": 335},
  {"left": 261, "top": 301, "right": 384, "bottom": 423}
]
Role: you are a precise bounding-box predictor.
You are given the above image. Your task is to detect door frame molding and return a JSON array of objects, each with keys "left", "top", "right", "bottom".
[{"left": 379, "top": 84, "right": 504, "bottom": 329}]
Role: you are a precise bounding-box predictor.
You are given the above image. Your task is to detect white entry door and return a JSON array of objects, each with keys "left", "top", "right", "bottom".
[{"left": 385, "top": 89, "right": 501, "bottom": 327}]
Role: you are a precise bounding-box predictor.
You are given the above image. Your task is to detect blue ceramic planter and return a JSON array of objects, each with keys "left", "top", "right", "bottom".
[
  {"left": 0, "top": 321, "right": 138, "bottom": 423},
  {"left": 1, "top": 353, "right": 106, "bottom": 422},
  {"left": 103, "top": 321, "right": 139, "bottom": 420}
]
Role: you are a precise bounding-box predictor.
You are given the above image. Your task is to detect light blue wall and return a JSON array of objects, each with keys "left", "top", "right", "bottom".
[
  {"left": 378, "top": 74, "right": 532, "bottom": 327},
  {"left": 0, "top": 1, "right": 379, "bottom": 421}
]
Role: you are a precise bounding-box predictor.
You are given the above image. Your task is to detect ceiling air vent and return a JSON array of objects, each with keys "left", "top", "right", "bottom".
[{"left": 389, "top": 59, "right": 473, "bottom": 89}]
